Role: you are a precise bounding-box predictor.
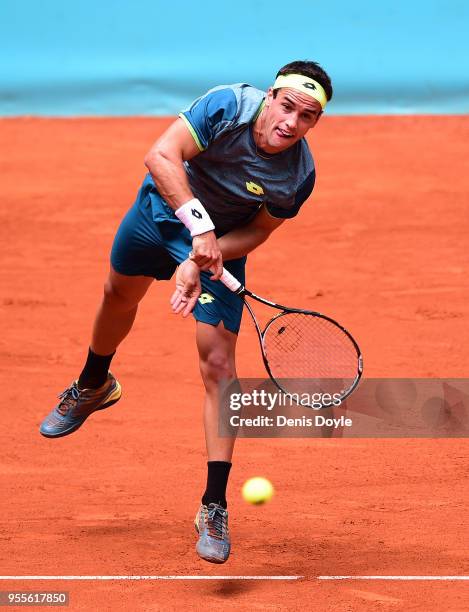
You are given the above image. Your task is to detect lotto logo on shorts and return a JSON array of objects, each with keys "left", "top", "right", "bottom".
[
  {"left": 198, "top": 293, "right": 215, "bottom": 304},
  {"left": 246, "top": 181, "right": 264, "bottom": 196}
]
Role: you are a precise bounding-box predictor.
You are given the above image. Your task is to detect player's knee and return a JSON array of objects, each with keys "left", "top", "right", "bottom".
[
  {"left": 199, "top": 350, "right": 234, "bottom": 385},
  {"left": 102, "top": 279, "right": 138, "bottom": 311}
]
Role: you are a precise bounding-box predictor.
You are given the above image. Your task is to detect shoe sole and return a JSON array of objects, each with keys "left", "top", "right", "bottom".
[
  {"left": 40, "top": 382, "right": 122, "bottom": 439},
  {"left": 196, "top": 551, "right": 228, "bottom": 564}
]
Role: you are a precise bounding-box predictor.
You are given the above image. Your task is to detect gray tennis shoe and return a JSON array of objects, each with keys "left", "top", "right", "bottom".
[
  {"left": 39, "top": 373, "right": 121, "bottom": 438},
  {"left": 194, "top": 503, "right": 231, "bottom": 564}
]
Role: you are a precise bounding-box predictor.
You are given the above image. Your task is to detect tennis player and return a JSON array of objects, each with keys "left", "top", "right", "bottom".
[{"left": 39, "top": 60, "right": 332, "bottom": 564}]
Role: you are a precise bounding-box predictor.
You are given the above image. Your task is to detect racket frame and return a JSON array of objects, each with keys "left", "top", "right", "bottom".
[{"left": 233, "top": 284, "right": 363, "bottom": 409}]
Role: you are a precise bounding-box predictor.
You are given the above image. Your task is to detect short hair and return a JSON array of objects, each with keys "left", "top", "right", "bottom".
[{"left": 274, "top": 60, "right": 333, "bottom": 101}]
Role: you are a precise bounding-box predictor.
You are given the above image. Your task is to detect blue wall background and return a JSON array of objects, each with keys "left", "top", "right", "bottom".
[{"left": 1, "top": 0, "right": 468, "bottom": 116}]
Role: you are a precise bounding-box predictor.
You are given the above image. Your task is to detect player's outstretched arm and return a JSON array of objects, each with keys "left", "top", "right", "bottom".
[
  {"left": 144, "top": 118, "right": 223, "bottom": 278},
  {"left": 144, "top": 118, "right": 200, "bottom": 205},
  {"left": 217, "top": 205, "right": 285, "bottom": 262}
]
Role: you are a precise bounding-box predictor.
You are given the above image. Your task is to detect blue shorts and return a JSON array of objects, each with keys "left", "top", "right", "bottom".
[{"left": 111, "top": 174, "right": 246, "bottom": 334}]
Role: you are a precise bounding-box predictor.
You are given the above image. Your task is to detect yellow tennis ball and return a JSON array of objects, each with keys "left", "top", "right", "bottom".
[{"left": 242, "top": 477, "right": 274, "bottom": 505}]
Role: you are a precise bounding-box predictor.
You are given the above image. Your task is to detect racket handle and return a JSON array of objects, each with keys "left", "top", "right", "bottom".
[{"left": 220, "top": 268, "right": 243, "bottom": 293}]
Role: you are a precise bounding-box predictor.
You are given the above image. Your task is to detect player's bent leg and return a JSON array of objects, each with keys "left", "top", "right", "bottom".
[
  {"left": 194, "top": 321, "right": 237, "bottom": 564},
  {"left": 91, "top": 266, "right": 154, "bottom": 355},
  {"left": 39, "top": 267, "right": 153, "bottom": 439}
]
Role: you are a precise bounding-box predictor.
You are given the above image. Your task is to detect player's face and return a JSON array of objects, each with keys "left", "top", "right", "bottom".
[{"left": 257, "top": 88, "right": 322, "bottom": 153}]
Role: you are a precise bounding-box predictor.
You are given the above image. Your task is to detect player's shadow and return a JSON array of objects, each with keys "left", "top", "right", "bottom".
[{"left": 211, "top": 579, "right": 256, "bottom": 597}]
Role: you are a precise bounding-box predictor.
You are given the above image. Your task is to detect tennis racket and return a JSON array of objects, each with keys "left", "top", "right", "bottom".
[{"left": 220, "top": 268, "right": 363, "bottom": 409}]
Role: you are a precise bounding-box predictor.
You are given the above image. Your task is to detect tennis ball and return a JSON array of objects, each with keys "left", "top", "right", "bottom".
[{"left": 242, "top": 477, "right": 274, "bottom": 505}]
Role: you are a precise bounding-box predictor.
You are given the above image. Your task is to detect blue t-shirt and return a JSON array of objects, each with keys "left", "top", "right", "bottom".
[{"left": 177, "top": 83, "right": 316, "bottom": 235}]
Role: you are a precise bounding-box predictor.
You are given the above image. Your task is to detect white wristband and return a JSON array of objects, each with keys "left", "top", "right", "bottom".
[{"left": 175, "top": 198, "right": 215, "bottom": 237}]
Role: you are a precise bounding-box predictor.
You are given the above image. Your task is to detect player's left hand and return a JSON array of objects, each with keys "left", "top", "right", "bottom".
[{"left": 170, "top": 258, "right": 201, "bottom": 317}]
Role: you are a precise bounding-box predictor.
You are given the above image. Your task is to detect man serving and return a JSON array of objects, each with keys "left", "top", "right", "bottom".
[{"left": 40, "top": 60, "right": 333, "bottom": 564}]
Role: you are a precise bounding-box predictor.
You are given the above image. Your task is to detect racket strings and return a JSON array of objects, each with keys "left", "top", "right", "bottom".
[{"left": 264, "top": 312, "right": 359, "bottom": 382}]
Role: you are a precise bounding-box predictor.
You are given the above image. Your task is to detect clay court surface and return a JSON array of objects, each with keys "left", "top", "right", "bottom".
[{"left": 1, "top": 116, "right": 468, "bottom": 610}]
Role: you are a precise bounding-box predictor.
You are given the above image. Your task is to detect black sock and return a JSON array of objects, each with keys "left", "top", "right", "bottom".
[
  {"left": 78, "top": 348, "right": 115, "bottom": 389},
  {"left": 202, "top": 461, "right": 232, "bottom": 509}
]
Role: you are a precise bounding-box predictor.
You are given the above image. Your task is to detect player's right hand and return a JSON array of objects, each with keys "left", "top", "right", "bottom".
[{"left": 190, "top": 231, "right": 223, "bottom": 280}]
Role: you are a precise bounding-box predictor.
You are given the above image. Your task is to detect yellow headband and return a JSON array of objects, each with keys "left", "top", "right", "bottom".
[{"left": 272, "top": 74, "right": 328, "bottom": 109}]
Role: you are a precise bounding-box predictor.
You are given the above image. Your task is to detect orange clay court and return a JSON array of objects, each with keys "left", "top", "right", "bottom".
[{"left": 0, "top": 116, "right": 468, "bottom": 610}]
